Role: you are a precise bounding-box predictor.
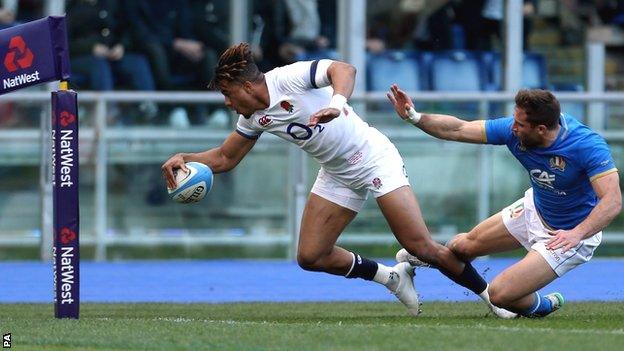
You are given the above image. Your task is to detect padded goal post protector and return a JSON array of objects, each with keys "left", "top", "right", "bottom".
[
  {"left": 0, "top": 16, "right": 71, "bottom": 94},
  {"left": 52, "top": 90, "right": 80, "bottom": 319},
  {"left": 0, "top": 16, "right": 76, "bottom": 318}
]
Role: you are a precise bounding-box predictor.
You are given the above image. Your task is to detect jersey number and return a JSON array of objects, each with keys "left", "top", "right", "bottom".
[{"left": 286, "top": 122, "right": 324, "bottom": 140}]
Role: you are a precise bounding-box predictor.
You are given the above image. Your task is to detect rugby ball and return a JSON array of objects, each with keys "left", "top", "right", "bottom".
[{"left": 167, "top": 162, "right": 213, "bottom": 203}]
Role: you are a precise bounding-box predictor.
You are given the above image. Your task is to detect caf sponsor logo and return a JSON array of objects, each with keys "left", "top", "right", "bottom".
[
  {"left": 549, "top": 156, "right": 566, "bottom": 172},
  {"left": 530, "top": 169, "right": 555, "bottom": 188},
  {"left": 280, "top": 101, "right": 294, "bottom": 113},
  {"left": 258, "top": 115, "right": 273, "bottom": 127},
  {"left": 529, "top": 169, "right": 567, "bottom": 195}
]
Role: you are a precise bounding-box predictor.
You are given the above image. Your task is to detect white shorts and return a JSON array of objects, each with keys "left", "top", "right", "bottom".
[
  {"left": 310, "top": 144, "right": 410, "bottom": 212},
  {"left": 501, "top": 188, "right": 602, "bottom": 276}
]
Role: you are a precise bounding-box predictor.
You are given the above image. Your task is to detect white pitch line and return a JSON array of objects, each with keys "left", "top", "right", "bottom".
[{"left": 150, "top": 317, "right": 624, "bottom": 336}]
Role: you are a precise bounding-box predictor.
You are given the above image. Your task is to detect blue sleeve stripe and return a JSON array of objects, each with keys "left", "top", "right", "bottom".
[
  {"left": 310, "top": 60, "right": 319, "bottom": 89},
  {"left": 236, "top": 129, "right": 261, "bottom": 140}
]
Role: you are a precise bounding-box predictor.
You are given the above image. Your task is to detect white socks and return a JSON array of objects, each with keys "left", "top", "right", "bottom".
[
  {"left": 373, "top": 263, "right": 399, "bottom": 291},
  {"left": 478, "top": 284, "right": 492, "bottom": 304}
]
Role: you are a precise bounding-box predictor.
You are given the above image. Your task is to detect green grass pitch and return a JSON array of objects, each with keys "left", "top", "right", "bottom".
[{"left": 2, "top": 302, "right": 623, "bottom": 350}]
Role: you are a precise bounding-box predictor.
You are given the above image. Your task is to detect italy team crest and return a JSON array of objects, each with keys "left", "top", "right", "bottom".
[{"left": 549, "top": 156, "right": 566, "bottom": 171}]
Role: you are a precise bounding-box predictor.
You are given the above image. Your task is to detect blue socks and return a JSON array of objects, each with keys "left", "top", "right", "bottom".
[{"left": 521, "top": 292, "right": 554, "bottom": 317}]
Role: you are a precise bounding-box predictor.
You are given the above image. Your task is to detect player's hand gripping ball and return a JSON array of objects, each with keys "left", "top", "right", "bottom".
[{"left": 167, "top": 162, "right": 213, "bottom": 203}]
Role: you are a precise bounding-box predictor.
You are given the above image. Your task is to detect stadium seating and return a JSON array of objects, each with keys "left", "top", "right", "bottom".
[
  {"left": 483, "top": 51, "right": 548, "bottom": 90},
  {"left": 554, "top": 83, "right": 586, "bottom": 121},
  {"left": 422, "top": 50, "right": 487, "bottom": 118},
  {"left": 366, "top": 50, "right": 424, "bottom": 92},
  {"left": 426, "top": 50, "right": 487, "bottom": 91},
  {"left": 295, "top": 49, "right": 341, "bottom": 62}
]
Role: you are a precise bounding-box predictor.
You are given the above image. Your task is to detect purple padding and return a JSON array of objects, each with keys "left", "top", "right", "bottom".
[
  {"left": 2, "top": 259, "right": 622, "bottom": 303},
  {"left": 52, "top": 90, "right": 79, "bottom": 318},
  {"left": 0, "top": 16, "right": 70, "bottom": 95}
]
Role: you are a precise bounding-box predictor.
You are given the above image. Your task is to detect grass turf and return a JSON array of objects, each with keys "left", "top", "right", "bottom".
[{"left": 1, "top": 302, "right": 623, "bottom": 350}]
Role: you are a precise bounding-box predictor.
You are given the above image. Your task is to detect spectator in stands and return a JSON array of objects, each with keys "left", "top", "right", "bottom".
[
  {"left": 0, "top": 0, "right": 17, "bottom": 30},
  {"left": 366, "top": 0, "right": 455, "bottom": 52},
  {"left": 457, "top": 0, "right": 536, "bottom": 51},
  {"left": 123, "top": 0, "right": 216, "bottom": 91},
  {"left": 595, "top": 0, "right": 624, "bottom": 25},
  {"left": 279, "top": 0, "right": 331, "bottom": 62},
  {"left": 317, "top": 0, "right": 337, "bottom": 49},
  {"left": 66, "top": 0, "right": 156, "bottom": 92},
  {"left": 252, "top": 0, "right": 333, "bottom": 70},
  {"left": 251, "top": 0, "right": 289, "bottom": 70},
  {"left": 189, "top": 0, "right": 230, "bottom": 57},
  {"left": 13, "top": 0, "right": 41, "bottom": 22}
]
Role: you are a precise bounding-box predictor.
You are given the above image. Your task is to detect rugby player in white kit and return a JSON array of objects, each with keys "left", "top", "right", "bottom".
[{"left": 162, "top": 43, "right": 514, "bottom": 317}]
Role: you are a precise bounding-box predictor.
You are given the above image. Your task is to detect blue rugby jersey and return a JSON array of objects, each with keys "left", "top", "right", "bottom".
[{"left": 485, "top": 113, "right": 618, "bottom": 229}]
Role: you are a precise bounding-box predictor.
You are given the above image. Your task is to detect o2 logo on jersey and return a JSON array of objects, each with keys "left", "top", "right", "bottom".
[
  {"left": 287, "top": 122, "right": 324, "bottom": 140},
  {"left": 530, "top": 169, "right": 555, "bottom": 189}
]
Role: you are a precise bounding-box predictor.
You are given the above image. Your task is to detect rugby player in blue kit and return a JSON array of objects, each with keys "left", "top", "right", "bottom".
[{"left": 389, "top": 84, "right": 621, "bottom": 317}]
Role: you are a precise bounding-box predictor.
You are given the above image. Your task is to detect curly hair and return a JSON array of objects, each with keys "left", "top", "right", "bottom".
[
  {"left": 515, "top": 89, "right": 561, "bottom": 129},
  {"left": 209, "top": 43, "right": 263, "bottom": 89}
]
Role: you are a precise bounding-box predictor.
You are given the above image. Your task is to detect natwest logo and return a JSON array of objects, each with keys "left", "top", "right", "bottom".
[
  {"left": 4, "top": 35, "right": 34, "bottom": 72},
  {"left": 60, "top": 227, "right": 76, "bottom": 244},
  {"left": 60, "top": 111, "right": 76, "bottom": 127}
]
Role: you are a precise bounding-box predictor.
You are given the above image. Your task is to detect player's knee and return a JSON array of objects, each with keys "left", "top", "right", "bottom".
[
  {"left": 487, "top": 284, "right": 514, "bottom": 308},
  {"left": 447, "top": 233, "right": 476, "bottom": 261},
  {"left": 296, "top": 250, "right": 323, "bottom": 271}
]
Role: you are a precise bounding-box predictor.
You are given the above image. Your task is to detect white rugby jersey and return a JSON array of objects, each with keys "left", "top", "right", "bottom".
[{"left": 236, "top": 60, "right": 392, "bottom": 177}]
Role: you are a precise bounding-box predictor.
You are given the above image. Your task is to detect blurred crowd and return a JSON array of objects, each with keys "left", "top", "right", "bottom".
[
  {"left": 0, "top": 0, "right": 623, "bottom": 127},
  {"left": 5, "top": 0, "right": 620, "bottom": 92}
]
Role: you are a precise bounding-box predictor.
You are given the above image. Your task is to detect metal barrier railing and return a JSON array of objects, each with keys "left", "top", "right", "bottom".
[{"left": 1, "top": 91, "right": 623, "bottom": 260}]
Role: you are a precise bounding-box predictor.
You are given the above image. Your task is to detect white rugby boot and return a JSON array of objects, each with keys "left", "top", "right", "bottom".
[
  {"left": 479, "top": 286, "right": 518, "bottom": 319},
  {"left": 389, "top": 262, "right": 421, "bottom": 316},
  {"left": 395, "top": 248, "right": 431, "bottom": 268},
  {"left": 397, "top": 248, "right": 517, "bottom": 319}
]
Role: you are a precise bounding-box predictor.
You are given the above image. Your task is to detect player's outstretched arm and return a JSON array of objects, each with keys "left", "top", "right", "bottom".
[
  {"left": 161, "top": 131, "right": 256, "bottom": 189},
  {"left": 547, "top": 171, "right": 622, "bottom": 252},
  {"left": 308, "top": 61, "right": 356, "bottom": 126},
  {"left": 387, "top": 84, "right": 486, "bottom": 144}
]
